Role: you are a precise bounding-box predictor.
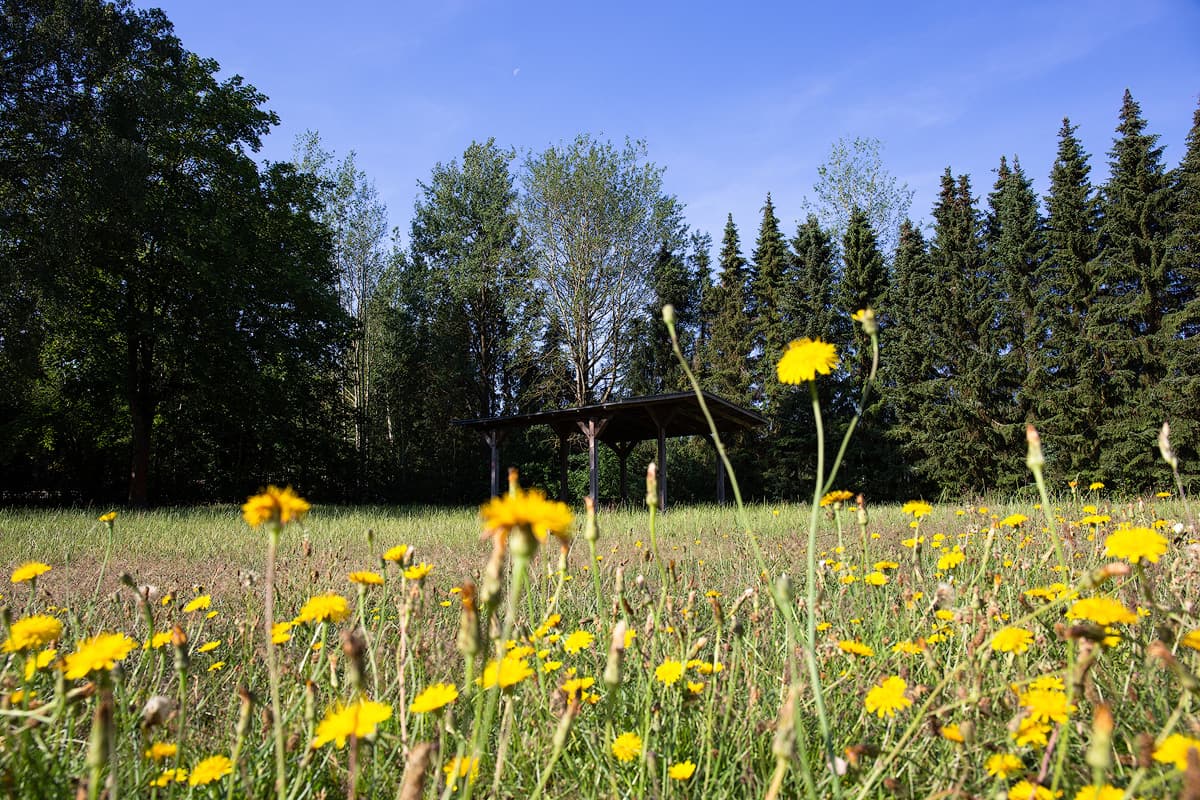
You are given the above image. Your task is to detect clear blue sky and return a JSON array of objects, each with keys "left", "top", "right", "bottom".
[{"left": 144, "top": 0, "right": 1199, "bottom": 253}]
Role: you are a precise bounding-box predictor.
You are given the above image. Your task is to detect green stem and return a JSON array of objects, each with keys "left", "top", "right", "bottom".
[{"left": 265, "top": 525, "right": 288, "bottom": 800}]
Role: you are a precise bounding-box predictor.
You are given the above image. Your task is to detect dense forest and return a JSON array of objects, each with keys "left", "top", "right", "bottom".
[{"left": 2, "top": 0, "right": 1197, "bottom": 506}]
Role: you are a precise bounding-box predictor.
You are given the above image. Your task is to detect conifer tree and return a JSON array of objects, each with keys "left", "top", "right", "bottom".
[
  {"left": 985, "top": 155, "right": 1045, "bottom": 489},
  {"left": 1038, "top": 118, "right": 1104, "bottom": 481},
  {"left": 701, "top": 214, "right": 753, "bottom": 406},
  {"left": 838, "top": 206, "right": 888, "bottom": 379},
  {"left": 1153, "top": 101, "right": 1200, "bottom": 478},
  {"left": 1092, "top": 91, "right": 1172, "bottom": 487},
  {"left": 881, "top": 219, "right": 935, "bottom": 496},
  {"left": 750, "top": 194, "right": 790, "bottom": 412}
]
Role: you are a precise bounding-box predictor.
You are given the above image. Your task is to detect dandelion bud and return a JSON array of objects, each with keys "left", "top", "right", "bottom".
[
  {"left": 662, "top": 304, "right": 676, "bottom": 326},
  {"left": 646, "top": 463, "right": 659, "bottom": 510},
  {"left": 508, "top": 467, "right": 520, "bottom": 497},
  {"left": 86, "top": 684, "right": 114, "bottom": 778},
  {"left": 457, "top": 582, "right": 481, "bottom": 657},
  {"left": 1159, "top": 422, "right": 1179, "bottom": 469},
  {"left": 398, "top": 742, "right": 435, "bottom": 800},
  {"left": 120, "top": 573, "right": 137, "bottom": 590},
  {"left": 853, "top": 307, "right": 878, "bottom": 336},
  {"left": 856, "top": 494, "right": 868, "bottom": 527},
  {"left": 1025, "top": 424, "right": 1045, "bottom": 470},
  {"left": 772, "top": 685, "right": 800, "bottom": 759},
  {"left": 708, "top": 594, "right": 725, "bottom": 630},
  {"left": 775, "top": 574, "right": 793, "bottom": 604},
  {"left": 687, "top": 637, "right": 709, "bottom": 661},
  {"left": 584, "top": 496, "right": 599, "bottom": 543},
  {"left": 604, "top": 620, "right": 627, "bottom": 688},
  {"left": 1086, "top": 702, "right": 1114, "bottom": 773},
  {"left": 340, "top": 629, "right": 367, "bottom": 693},
  {"left": 171, "top": 625, "right": 189, "bottom": 673},
  {"left": 480, "top": 540, "right": 506, "bottom": 612},
  {"left": 366, "top": 528, "right": 375, "bottom": 550},
  {"left": 303, "top": 536, "right": 312, "bottom": 558},
  {"left": 237, "top": 685, "right": 255, "bottom": 738}
]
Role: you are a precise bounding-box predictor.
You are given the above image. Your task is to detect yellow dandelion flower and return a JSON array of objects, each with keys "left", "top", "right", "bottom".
[
  {"left": 668, "top": 760, "right": 696, "bottom": 780},
  {"left": 151, "top": 769, "right": 188, "bottom": 787},
  {"left": 208, "top": 661, "right": 224, "bottom": 672},
  {"left": 1103, "top": 526, "right": 1168, "bottom": 564},
  {"left": 986, "top": 753, "right": 1023, "bottom": 778},
  {"left": 349, "top": 570, "right": 384, "bottom": 585},
  {"left": 23, "top": 648, "right": 56, "bottom": 680},
  {"left": 1073, "top": 786, "right": 1127, "bottom": 800},
  {"left": 183, "top": 595, "right": 211, "bottom": 613},
  {"left": 382, "top": 544, "right": 408, "bottom": 562},
  {"left": 687, "top": 680, "right": 705, "bottom": 694},
  {"left": 11, "top": 561, "right": 51, "bottom": 584},
  {"left": 312, "top": 698, "right": 393, "bottom": 749},
  {"left": 271, "top": 621, "right": 293, "bottom": 644},
  {"left": 937, "top": 550, "right": 965, "bottom": 570},
  {"left": 98, "top": 511, "right": 117, "bottom": 523},
  {"left": 1066, "top": 597, "right": 1137, "bottom": 626},
  {"left": 1008, "top": 780, "right": 1058, "bottom": 800},
  {"left": 1028, "top": 675, "right": 1064, "bottom": 691},
  {"left": 864, "top": 675, "right": 911, "bottom": 718},
  {"left": 145, "top": 631, "right": 172, "bottom": 650},
  {"left": 864, "top": 571, "right": 888, "bottom": 586},
  {"left": 478, "top": 657, "right": 533, "bottom": 690},
  {"left": 296, "top": 593, "right": 350, "bottom": 624},
  {"left": 2, "top": 615, "right": 63, "bottom": 653},
  {"left": 542, "top": 660, "right": 563, "bottom": 673},
  {"left": 820, "top": 490, "right": 854, "bottom": 507},
  {"left": 893, "top": 640, "right": 925, "bottom": 655},
  {"left": 480, "top": 486, "right": 573, "bottom": 543},
  {"left": 1000, "top": 514, "right": 1028, "bottom": 527},
  {"left": 409, "top": 683, "right": 458, "bottom": 713},
  {"left": 611, "top": 732, "right": 642, "bottom": 762},
  {"left": 63, "top": 632, "right": 137, "bottom": 679},
  {"left": 992, "top": 627, "right": 1034, "bottom": 654},
  {"left": 562, "top": 676, "right": 595, "bottom": 699},
  {"left": 1153, "top": 733, "right": 1200, "bottom": 770},
  {"left": 145, "top": 742, "right": 178, "bottom": 761},
  {"left": 403, "top": 562, "right": 433, "bottom": 581},
  {"left": 196, "top": 640, "right": 220, "bottom": 654},
  {"left": 1089, "top": 481, "right": 1105, "bottom": 491},
  {"left": 654, "top": 659, "right": 684, "bottom": 685},
  {"left": 1020, "top": 688, "right": 1077, "bottom": 723},
  {"left": 940, "top": 724, "right": 965, "bottom": 743},
  {"left": 241, "top": 486, "right": 310, "bottom": 528},
  {"left": 902, "top": 500, "right": 933, "bottom": 518},
  {"left": 838, "top": 640, "right": 874, "bottom": 657},
  {"left": 188, "top": 755, "right": 234, "bottom": 786},
  {"left": 1179, "top": 630, "right": 1200, "bottom": 651},
  {"left": 444, "top": 756, "right": 480, "bottom": 788},
  {"left": 777, "top": 337, "right": 838, "bottom": 384},
  {"left": 563, "top": 630, "right": 595, "bottom": 654}
]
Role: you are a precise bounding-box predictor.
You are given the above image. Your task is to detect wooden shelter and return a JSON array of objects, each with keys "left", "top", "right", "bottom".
[{"left": 454, "top": 392, "right": 767, "bottom": 508}]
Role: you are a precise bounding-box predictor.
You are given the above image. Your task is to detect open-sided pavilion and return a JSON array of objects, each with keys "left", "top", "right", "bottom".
[{"left": 453, "top": 391, "right": 767, "bottom": 508}]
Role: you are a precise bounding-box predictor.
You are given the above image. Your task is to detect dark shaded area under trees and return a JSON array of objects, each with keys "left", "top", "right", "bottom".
[{"left": 3, "top": 1, "right": 1197, "bottom": 507}]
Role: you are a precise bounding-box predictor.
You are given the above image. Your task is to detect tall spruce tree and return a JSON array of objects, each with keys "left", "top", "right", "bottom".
[
  {"left": 985, "top": 155, "right": 1045, "bottom": 490},
  {"left": 750, "top": 194, "right": 790, "bottom": 413},
  {"left": 1153, "top": 101, "right": 1200, "bottom": 481},
  {"left": 881, "top": 219, "right": 935, "bottom": 496},
  {"left": 701, "top": 214, "right": 753, "bottom": 405},
  {"left": 1038, "top": 119, "right": 1104, "bottom": 482},
  {"left": 1091, "top": 91, "right": 1173, "bottom": 488}
]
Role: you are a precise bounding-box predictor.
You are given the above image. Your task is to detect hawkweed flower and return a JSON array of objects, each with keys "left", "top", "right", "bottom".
[
  {"left": 864, "top": 676, "right": 911, "bottom": 718},
  {"left": 1008, "top": 780, "right": 1057, "bottom": 800},
  {"left": 669, "top": 760, "right": 697, "bottom": 780},
  {"left": 985, "top": 753, "right": 1023, "bottom": 778},
  {"left": 241, "top": 486, "right": 310, "bottom": 528},
  {"left": 348, "top": 570, "right": 384, "bottom": 586},
  {"left": 1073, "top": 787, "right": 1127, "bottom": 800},
  {"left": 187, "top": 755, "right": 234, "bottom": 786},
  {"left": 443, "top": 756, "right": 480, "bottom": 789},
  {"left": 1103, "top": 526, "right": 1168, "bottom": 564},
  {"left": 409, "top": 683, "right": 458, "bottom": 713},
  {"left": 312, "top": 698, "right": 393, "bottom": 749},
  {"left": 63, "top": 632, "right": 136, "bottom": 679},
  {"left": 477, "top": 656, "right": 533, "bottom": 690},
  {"left": 11, "top": 561, "right": 50, "bottom": 584},
  {"left": 480, "top": 485, "right": 573, "bottom": 550},
  {"left": 382, "top": 544, "right": 409, "bottom": 563},
  {"left": 838, "top": 640, "right": 874, "bottom": 657},
  {"left": 902, "top": 501, "right": 933, "bottom": 519},
  {"left": 295, "top": 593, "right": 351, "bottom": 624},
  {"left": 1020, "top": 688, "right": 1077, "bottom": 723},
  {"left": 403, "top": 563, "right": 433, "bottom": 581},
  {"left": 991, "top": 627, "right": 1034, "bottom": 654},
  {"left": 2, "top": 615, "right": 63, "bottom": 652},
  {"left": 98, "top": 511, "right": 117, "bottom": 524},
  {"left": 1066, "top": 597, "right": 1137, "bottom": 626},
  {"left": 1000, "top": 514, "right": 1028, "bottom": 528},
  {"left": 152, "top": 769, "right": 188, "bottom": 787},
  {"left": 820, "top": 490, "right": 854, "bottom": 508},
  {"left": 654, "top": 659, "right": 684, "bottom": 685},
  {"left": 563, "top": 629, "right": 594, "bottom": 654},
  {"left": 183, "top": 594, "right": 211, "bottom": 613},
  {"left": 611, "top": 731, "right": 642, "bottom": 762},
  {"left": 776, "top": 337, "right": 838, "bottom": 384},
  {"left": 1153, "top": 733, "right": 1200, "bottom": 770}
]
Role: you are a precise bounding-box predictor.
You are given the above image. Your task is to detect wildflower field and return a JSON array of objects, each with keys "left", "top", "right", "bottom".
[{"left": 2, "top": 326, "right": 1199, "bottom": 800}]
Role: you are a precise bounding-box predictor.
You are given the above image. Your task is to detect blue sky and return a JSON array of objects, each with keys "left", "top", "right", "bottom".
[{"left": 144, "top": 0, "right": 1199, "bottom": 254}]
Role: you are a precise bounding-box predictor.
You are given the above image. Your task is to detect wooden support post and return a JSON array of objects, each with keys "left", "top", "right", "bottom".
[
  {"left": 714, "top": 436, "right": 727, "bottom": 505},
  {"left": 576, "top": 417, "right": 610, "bottom": 504},
  {"left": 606, "top": 441, "right": 637, "bottom": 506},
  {"left": 482, "top": 429, "right": 506, "bottom": 498}
]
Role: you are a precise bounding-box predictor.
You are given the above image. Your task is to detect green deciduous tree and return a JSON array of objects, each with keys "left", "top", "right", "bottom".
[
  {"left": 809, "top": 136, "right": 914, "bottom": 260},
  {"left": 521, "top": 135, "right": 684, "bottom": 407}
]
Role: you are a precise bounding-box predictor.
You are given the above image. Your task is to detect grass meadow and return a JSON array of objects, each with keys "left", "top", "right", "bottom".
[{"left": 1, "top": 487, "right": 1198, "bottom": 799}]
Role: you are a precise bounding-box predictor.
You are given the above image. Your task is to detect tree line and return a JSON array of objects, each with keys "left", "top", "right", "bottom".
[{"left": 2, "top": 0, "right": 1196, "bottom": 505}]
